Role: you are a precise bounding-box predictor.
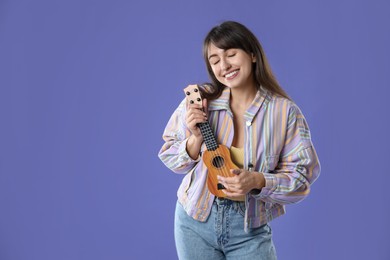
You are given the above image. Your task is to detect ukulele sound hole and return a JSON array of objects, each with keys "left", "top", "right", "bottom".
[{"left": 212, "top": 156, "right": 225, "bottom": 168}]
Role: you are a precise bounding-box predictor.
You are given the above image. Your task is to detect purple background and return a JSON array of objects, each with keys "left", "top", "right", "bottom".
[{"left": 1, "top": 0, "right": 389, "bottom": 259}]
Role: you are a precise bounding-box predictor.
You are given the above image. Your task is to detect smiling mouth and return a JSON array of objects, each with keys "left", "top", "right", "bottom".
[{"left": 224, "top": 70, "right": 239, "bottom": 80}]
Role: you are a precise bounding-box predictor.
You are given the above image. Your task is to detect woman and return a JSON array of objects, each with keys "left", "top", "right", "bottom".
[{"left": 158, "top": 21, "right": 320, "bottom": 259}]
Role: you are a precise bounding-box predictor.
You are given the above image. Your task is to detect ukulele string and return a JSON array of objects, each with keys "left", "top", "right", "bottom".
[
  {"left": 206, "top": 123, "right": 231, "bottom": 180},
  {"left": 202, "top": 122, "right": 225, "bottom": 180},
  {"left": 199, "top": 102, "right": 231, "bottom": 183},
  {"left": 191, "top": 86, "right": 231, "bottom": 195},
  {"left": 201, "top": 121, "right": 227, "bottom": 194}
]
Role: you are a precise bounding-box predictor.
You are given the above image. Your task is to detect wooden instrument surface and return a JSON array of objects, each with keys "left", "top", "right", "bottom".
[{"left": 184, "top": 85, "right": 244, "bottom": 200}]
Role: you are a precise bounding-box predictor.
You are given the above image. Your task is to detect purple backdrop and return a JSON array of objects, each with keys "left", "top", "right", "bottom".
[{"left": 1, "top": 0, "right": 389, "bottom": 259}]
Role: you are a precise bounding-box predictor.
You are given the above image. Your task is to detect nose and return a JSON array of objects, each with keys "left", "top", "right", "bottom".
[{"left": 220, "top": 58, "right": 231, "bottom": 71}]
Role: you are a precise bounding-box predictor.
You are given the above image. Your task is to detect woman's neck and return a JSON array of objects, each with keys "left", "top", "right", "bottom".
[{"left": 230, "top": 84, "right": 258, "bottom": 111}]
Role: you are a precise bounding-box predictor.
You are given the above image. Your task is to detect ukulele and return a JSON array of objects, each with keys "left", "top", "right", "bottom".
[{"left": 184, "top": 84, "right": 243, "bottom": 200}]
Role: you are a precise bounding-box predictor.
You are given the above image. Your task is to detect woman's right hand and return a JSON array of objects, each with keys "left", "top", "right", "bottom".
[{"left": 185, "top": 98, "right": 208, "bottom": 139}]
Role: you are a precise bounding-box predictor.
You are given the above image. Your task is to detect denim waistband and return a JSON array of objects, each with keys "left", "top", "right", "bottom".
[{"left": 214, "top": 197, "right": 245, "bottom": 206}]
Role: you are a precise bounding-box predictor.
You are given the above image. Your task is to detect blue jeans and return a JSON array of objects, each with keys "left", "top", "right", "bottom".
[{"left": 174, "top": 199, "right": 277, "bottom": 260}]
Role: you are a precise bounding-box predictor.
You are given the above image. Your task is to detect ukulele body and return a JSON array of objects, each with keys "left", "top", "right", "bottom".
[
  {"left": 202, "top": 144, "right": 239, "bottom": 198},
  {"left": 184, "top": 84, "right": 245, "bottom": 201}
]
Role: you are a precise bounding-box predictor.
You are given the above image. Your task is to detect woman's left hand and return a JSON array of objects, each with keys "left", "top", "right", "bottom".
[{"left": 217, "top": 169, "right": 265, "bottom": 198}]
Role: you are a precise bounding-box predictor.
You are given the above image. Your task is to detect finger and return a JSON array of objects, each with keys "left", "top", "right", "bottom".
[
  {"left": 226, "top": 182, "right": 244, "bottom": 192},
  {"left": 217, "top": 175, "right": 226, "bottom": 184},
  {"left": 187, "top": 111, "right": 207, "bottom": 121},
  {"left": 217, "top": 177, "right": 230, "bottom": 192},
  {"left": 218, "top": 180, "right": 240, "bottom": 192},
  {"left": 188, "top": 116, "right": 208, "bottom": 127},
  {"left": 188, "top": 103, "right": 204, "bottom": 111},
  {"left": 219, "top": 174, "right": 240, "bottom": 183},
  {"left": 187, "top": 110, "right": 207, "bottom": 121},
  {"left": 189, "top": 111, "right": 207, "bottom": 120},
  {"left": 230, "top": 169, "right": 242, "bottom": 175}
]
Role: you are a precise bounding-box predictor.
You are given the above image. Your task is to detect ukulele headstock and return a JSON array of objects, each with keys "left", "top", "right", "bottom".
[{"left": 184, "top": 85, "right": 202, "bottom": 106}]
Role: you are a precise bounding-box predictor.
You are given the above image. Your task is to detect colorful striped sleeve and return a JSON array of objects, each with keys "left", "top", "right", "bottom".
[
  {"left": 158, "top": 98, "right": 200, "bottom": 174},
  {"left": 254, "top": 104, "right": 321, "bottom": 204}
]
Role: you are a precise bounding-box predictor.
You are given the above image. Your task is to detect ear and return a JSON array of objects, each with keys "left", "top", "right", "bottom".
[{"left": 251, "top": 53, "right": 256, "bottom": 63}]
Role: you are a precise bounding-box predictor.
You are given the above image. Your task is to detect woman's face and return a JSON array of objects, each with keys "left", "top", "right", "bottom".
[{"left": 207, "top": 43, "right": 256, "bottom": 90}]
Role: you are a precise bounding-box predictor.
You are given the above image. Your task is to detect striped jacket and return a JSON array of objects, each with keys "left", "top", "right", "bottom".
[{"left": 158, "top": 86, "right": 320, "bottom": 231}]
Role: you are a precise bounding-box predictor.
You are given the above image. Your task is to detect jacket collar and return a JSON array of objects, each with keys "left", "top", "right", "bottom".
[
  {"left": 208, "top": 86, "right": 270, "bottom": 123},
  {"left": 207, "top": 87, "right": 231, "bottom": 112}
]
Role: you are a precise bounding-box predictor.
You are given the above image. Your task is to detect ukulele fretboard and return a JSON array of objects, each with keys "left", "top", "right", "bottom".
[{"left": 198, "top": 122, "right": 218, "bottom": 151}]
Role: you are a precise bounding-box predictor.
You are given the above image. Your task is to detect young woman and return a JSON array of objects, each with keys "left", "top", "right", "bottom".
[{"left": 158, "top": 21, "right": 320, "bottom": 260}]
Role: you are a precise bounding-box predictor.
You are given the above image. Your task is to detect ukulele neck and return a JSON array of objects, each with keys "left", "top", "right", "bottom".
[
  {"left": 198, "top": 122, "right": 218, "bottom": 151},
  {"left": 183, "top": 84, "right": 219, "bottom": 152}
]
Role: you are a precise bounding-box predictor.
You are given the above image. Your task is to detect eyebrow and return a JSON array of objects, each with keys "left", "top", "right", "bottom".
[
  {"left": 208, "top": 53, "right": 219, "bottom": 60},
  {"left": 208, "top": 48, "right": 234, "bottom": 60}
]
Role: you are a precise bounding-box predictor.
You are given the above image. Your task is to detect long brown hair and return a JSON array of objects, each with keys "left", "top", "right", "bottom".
[{"left": 202, "top": 21, "right": 290, "bottom": 100}]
